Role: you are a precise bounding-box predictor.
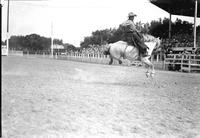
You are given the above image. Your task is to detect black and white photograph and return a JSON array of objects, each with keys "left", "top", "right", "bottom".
[{"left": 1, "top": 0, "right": 200, "bottom": 137}]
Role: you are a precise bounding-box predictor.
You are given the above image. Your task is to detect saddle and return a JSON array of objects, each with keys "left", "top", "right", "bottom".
[{"left": 123, "top": 35, "right": 144, "bottom": 56}]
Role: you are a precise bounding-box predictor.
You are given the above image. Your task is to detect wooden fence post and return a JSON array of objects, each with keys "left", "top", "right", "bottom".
[
  {"left": 163, "top": 54, "right": 165, "bottom": 70},
  {"left": 151, "top": 55, "right": 153, "bottom": 62},
  {"left": 156, "top": 54, "right": 159, "bottom": 62},
  {"left": 181, "top": 54, "right": 183, "bottom": 72},
  {"left": 188, "top": 54, "right": 191, "bottom": 73},
  {"left": 56, "top": 53, "right": 58, "bottom": 59}
]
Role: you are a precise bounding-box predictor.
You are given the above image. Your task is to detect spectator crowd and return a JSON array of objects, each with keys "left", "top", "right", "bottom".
[
  {"left": 65, "top": 33, "right": 200, "bottom": 56},
  {"left": 161, "top": 33, "right": 200, "bottom": 49}
]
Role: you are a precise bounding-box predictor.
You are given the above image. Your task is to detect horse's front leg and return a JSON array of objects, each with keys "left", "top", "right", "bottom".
[
  {"left": 146, "top": 66, "right": 151, "bottom": 78},
  {"left": 141, "top": 57, "right": 155, "bottom": 78},
  {"left": 151, "top": 65, "right": 155, "bottom": 77}
]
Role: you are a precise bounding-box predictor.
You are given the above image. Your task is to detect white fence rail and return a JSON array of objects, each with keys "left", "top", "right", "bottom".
[
  {"left": 164, "top": 54, "right": 200, "bottom": 72},
  {"left": 8, "top": 50, "right": 23, "bottom": 56},
  {"left": 7, "top": 50, "right": 200, "bottom": 73},
  {"left": 59, "top": 53, "right": 131, "bottom": 66},
  {"left": 58, "top": 53, "right": 165, "bottom": 69}
]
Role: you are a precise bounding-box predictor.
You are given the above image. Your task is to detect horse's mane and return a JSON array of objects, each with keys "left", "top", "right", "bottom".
[
  {"left": 142, "top": 34, "right": 159, "bottom": 42},
  {"left": 142, "top": 34, "right": 161, "bottom": 51}
]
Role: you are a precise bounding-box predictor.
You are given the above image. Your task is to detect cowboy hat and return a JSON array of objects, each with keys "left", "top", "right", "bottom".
[{"left": 128, "top": 12, "right": 137, "bottom": 17}]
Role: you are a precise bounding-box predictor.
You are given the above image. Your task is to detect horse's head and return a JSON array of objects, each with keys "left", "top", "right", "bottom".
[
  {"left": 145, "top": 36, "right": 161, "bottom": 57},
  {"left": 143, "top": 34, "right": 161, "bottom": 49},
  {"left": 155, "top": 37, "right": 161, "bottom": 50}
]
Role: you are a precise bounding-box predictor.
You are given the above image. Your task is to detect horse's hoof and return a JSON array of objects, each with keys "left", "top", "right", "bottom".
[
  {"left": 146, "top": 72, "right": 150, "bottom": 78},
  {"left": 150, "top": 73, "right": 155, "bottom": 78}
]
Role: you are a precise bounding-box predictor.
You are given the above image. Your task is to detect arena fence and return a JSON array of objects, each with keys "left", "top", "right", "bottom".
[
  {"left": 8, "top": 50, "right": 200, "bottom": 73},
  {"left": 59, "top": 53, "right": 131, "bottom": 66},
  {"left": 20, "top": 50, "right": 163, "bottom": 68},
  {"left": 6, "top": 50, "right": 166, "bottom": 70},
  {"left": 8, "top": 50, "right": 23, "bottom": 56},
  {"left": 164, "top": 54, "right": 200, "bottom": 72},
  {"left": 57, "top": 53, "right": 165, "bottom": 70}
]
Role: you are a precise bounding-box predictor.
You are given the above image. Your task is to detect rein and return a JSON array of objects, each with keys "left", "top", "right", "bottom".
[{"left": 143, "top": 34, "right": 158, "bottom": 43}]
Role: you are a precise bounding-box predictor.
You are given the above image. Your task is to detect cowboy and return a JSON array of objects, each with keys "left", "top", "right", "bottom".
[{"left": 120, "top": 12, "right": 149, "bottom": 56}]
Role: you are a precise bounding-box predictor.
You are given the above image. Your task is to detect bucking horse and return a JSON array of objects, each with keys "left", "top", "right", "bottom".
[{"left": 103, "top": 34, "right": 161, "bottom": 78}]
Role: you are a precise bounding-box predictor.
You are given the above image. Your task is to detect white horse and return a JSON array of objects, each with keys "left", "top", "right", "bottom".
[{"left": 103, "top": 34, "right": 161, "bottom": 78}]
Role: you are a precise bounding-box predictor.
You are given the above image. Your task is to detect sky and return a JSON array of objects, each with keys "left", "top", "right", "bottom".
[{"left": 2, "top": 0, "right": 200, "bottom": 47}]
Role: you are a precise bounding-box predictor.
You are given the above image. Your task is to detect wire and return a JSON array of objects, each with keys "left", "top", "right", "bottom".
[
  {"left": 2, "top": 0, "right": 49, "bottom": 7},
  {"left": 3, "top": 0, "right": 49, "bottom": 1}
]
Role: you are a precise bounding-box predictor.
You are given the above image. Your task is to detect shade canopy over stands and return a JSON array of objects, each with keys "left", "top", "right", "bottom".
[
  {"left": 150, "top": 0, "right": 199, "bottom": 48},
  {"left": 150, "top": 0, "right": 200, "bottom": 17}
]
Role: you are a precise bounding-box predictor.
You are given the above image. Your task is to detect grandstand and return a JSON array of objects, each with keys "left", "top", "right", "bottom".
[
  {"left": 150, "top": 0, "right": 200, "bottom": 72},
  {"left": 150, "top": 0, "right": 199, "bottom": 49}
]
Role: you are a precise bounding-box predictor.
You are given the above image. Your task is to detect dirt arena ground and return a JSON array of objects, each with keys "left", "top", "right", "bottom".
[{"left": 2, "top": 56, "right": 200, "bottom": 138}]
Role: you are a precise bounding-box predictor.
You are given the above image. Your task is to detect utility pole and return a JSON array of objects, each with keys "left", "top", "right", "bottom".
[
  {"left": 194, "top": 0, "right": 198, "bottom": 49},
  {"left": 6, "top": 0, "right": 10, "bottom": 55},
  {"left": 51, "top": 21, "right": 53, "bottom": 58},
  {"left": 0, "top": 0, "right": 1, "bottom": 40},
  {"left": 169, "top": 13, "right": 172, "bottom": 39},
  {"left": 0, "top": 1, "right": 2, "bottom": 136},
  {"left": 4, "top": 0, "right": 48, "bottom": 56}
]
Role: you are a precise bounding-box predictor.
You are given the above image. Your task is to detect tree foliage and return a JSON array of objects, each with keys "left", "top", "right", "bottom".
[
  {"left": 149, "top": 18, "right": 194, "bottom": 38},
  {"left": 4, "top": 18, "right": 199, "bottom": 52},
  {"left": 80, "top": 29, "right": 113, "bottom": 48},
  {"left": 7, "top": 34, "right": 76, "bottom": 52},
  {"left": 80, "top": 18, "right": 199, "bottom": 49}
]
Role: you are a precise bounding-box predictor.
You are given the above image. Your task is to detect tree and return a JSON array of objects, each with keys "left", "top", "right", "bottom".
[
  {"left": 149, "top": 18, "right": 194, "bottom": 39},
  {"left": 63, "top": 43, "right": 78, "bottom": 51},
  {"left": 7, "top": 34, "right": 75, "bottom": 52},
  {"left": 80, "top": 29, "right": 113, "bottom": 48}
]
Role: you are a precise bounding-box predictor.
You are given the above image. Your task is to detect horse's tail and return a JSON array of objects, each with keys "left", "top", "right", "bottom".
[{"left": 103, "top": 44, "right": 111, "bottom": 55}]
